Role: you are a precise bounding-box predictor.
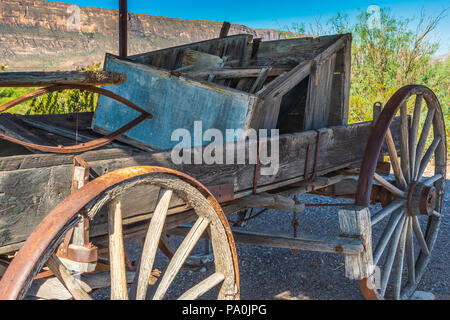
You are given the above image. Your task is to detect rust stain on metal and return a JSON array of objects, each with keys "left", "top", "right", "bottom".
[
  {"left": 207, "top": 184, "right": 235, "bottom": 203},
  {"left": 335, "top": 246, "right": 344, "bottom": 254}
]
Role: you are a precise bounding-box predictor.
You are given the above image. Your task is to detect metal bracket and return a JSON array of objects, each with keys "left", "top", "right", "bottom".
[{"left": 56, "top": 157, "right": 98, "bottom": 272}]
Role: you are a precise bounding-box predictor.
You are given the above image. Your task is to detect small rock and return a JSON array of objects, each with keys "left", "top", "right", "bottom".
[
  {"left": 410, "top": 291, "right": 435, "bottom": 300},
  {"left": 326, "top": 284, "right": 334, "bottom": 291},
  {"left": 200, "top": 267, "right": 207, "bottom": 273}
]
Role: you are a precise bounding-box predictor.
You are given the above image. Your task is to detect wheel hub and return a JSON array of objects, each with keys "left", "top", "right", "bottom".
[{"left": 407, "top": 181, "right": 437, "bottom": 216}]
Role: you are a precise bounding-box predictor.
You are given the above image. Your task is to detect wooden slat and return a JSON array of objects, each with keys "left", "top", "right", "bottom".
[
  {"left": 304, "top": 53, "right": 336, "bottom": 130},
  {"left": 128, "top": 35, "right": 253, "bottom": 70},
  {"left": 46, "top": 254, "right": 92, "bottom": 300},
  {"left": 27, "top": 271, "right": 136, "bottom": 300},
  {"left": 0, "top": 71, "right": 126, "bottom": 87},
  {"left": 168, "top": 225, "right": 364, "bottom": 255},
  {"left": 131, "top": 189, "right": 173, "bottom": 300},
  {"left": 183, "top": 67, "right": 289, "bottom": 79},
  {"left": 178, "top": 272, "right": 225, "bottom": 300},
  {"left": 108, "top": 197, "right": 129, "bottom": 300},
  {"left": 249, "top": 34, "right": 343, "bottom": 67},
  {"left": 257, "top": 33, "right": 350, "bottom": 100},
  {"left": 153, "top": 217, "right": 210, "bottom": 300},
  {"left": 338, "top": 206, "right": 373, "bottom": 280},
  {"left": 328, "top": 35, "right": 351, "bottom": 126},
  {"left": 219, "top": 22, "right": 231, "bottom": 38}
]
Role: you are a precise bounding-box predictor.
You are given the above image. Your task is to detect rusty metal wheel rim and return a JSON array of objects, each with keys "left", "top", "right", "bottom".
[
  {"left": 356, "top": 85, "right": 446, "bottom": 300},
  {"left": 0, "top": 166, "right": 239, "bottom": 300},
  {"left": 0, "top": 85, "right": 152, "bottom": 154}
]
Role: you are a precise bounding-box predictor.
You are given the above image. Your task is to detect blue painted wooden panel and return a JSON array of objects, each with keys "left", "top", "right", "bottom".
[{"left": 92, "top": 55, "right": 254, "bottom": 150}]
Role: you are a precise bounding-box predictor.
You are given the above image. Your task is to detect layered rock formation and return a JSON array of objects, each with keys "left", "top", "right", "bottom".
[{"left": 0, "top": 0, "right": 284, "bottom": 71}]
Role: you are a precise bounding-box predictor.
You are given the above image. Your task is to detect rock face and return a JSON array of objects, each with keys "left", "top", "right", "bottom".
[{"left": 0, "top": 0, "right": 285, "bottom": 71}]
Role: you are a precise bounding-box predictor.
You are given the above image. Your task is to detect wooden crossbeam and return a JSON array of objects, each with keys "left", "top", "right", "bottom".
[{"left": 0, "top": 71, "right": 126, "bottom": 87}]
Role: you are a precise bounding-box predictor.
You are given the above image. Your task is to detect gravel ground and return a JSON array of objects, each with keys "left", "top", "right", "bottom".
[{"left": 94, "top": 174, "right": 448, "bottom": 301}]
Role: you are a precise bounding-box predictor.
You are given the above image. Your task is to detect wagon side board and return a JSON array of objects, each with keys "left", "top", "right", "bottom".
[
  {"left": 128, "top": 34, "right": 253, "bottom": 70},
  {"left": 0, "top": 118, "right": 403, "bottom": 253},
  {"left": 93, "top": 54, "right": 261, "bottom": 151},
  {"left": 254, "top": 34, "right": 352, "bottom": 131}
]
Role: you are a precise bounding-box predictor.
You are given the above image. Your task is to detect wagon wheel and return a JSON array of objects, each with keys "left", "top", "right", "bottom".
[
  {"left": 0, "top": 167, "right": 239, "bottom": 300},
  {"left": 356, "top": 85, "right": 446, "bottom": 300}
]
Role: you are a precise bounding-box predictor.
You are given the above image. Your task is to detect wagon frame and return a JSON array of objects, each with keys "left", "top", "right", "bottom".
[{"left": 0, "top": 9, "right": 446, "bottom": 301}]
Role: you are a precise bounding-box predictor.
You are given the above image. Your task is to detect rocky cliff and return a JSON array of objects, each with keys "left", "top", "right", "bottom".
[{"left": 0, "top": 0, "right": 284, "bottom": 71}]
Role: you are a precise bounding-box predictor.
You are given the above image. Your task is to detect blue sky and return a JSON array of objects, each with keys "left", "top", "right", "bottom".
[{"left": 50, "top": 0, "right": 449, "bottom": 55}]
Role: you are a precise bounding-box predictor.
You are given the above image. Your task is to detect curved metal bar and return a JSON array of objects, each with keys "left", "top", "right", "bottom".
[
  {"left": 0, "top": 166, "right": 239, "bottom": 300},
  {"left": 0, "top": 85, "right": 153, "bottom": 154},
  {"left": 355, "top": 85, "right": 443, "bottom": 207}
]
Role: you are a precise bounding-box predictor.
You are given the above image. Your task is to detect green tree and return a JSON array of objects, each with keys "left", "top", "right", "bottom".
[
  {"left": 26, "top": 62, "right": 101, "bottom": 115},
  {"left": 283, "top": 8, "right": 449, "bottom": 153}
]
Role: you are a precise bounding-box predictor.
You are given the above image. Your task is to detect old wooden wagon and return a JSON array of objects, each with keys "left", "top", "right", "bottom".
[{"left": 0, "top": 27, "right": 446, "bottom": 300}]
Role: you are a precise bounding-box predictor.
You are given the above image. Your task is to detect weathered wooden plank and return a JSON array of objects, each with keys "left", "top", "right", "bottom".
[
  {"left": 128, "top": 35, "right": 253, "bottom": 70},
  {"left": 0, "top": 148, "right": 142, "bottom": 172},
  {"left": 168, "top": 225, "right": 364, "bottom": 254},
  {"left": 183, "top": 67, "right": 289, "bottom": 79},
  {"left": 181, "top": 50, "right": 223, "bottom": 71},
  {"left": 108, "top": 197, "right": 129, "bottom": 300},
  {"left": 0, "top": 114, "right": 59, "bottom": 148},
  {"left": 93, "top": 54, "right": 260, "bottom": 151},
  {"left": 338, "top": 206, "right": 374, "bottom": 280},
  {"left": 219, "top": 22, "right": 231, "bottom": 38},
  {"left": 328, "top": 35, "right": 351, "bottom": 126},
  {"left": 0, "top": 118, "right": 403, "bottom": 251},
  {"left": 20, "top": 117, "right": 133, "bottom": 151},
  {"left": 249, "top": 35, "right": 341, "bottom": 67},
  {"left": 0, "top": 71, "right": 126, "bottom": 87},
  {"left": 46, "top": 254, "right": 92, "bottom": 300},
  {"left": 178, "top": 272, "right": 225, "bottom": 300},
  {"left": 257, "top": 34, "right": 350, "bottom": 101},
  {"left": 250, "top": 35, "right": 350, "bottom": 132},
  {"left": 21, "top": 113, "right": 94, "bottom": 132},
  {"left": 304, "top": 53, "right": 337, "bottom": 130},
  {"left": 26, "top": 271, "right": 136, "bottom": 300}
]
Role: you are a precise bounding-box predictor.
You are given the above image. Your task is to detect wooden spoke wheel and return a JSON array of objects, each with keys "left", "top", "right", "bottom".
[
  {"left": 356, "top": 85, "right": 446, "bottom": 300},
  {"left": 0, "top": 167, "right": 239, "bottom": 300}
]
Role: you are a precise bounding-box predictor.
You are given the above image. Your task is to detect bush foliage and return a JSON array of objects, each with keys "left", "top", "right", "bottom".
[{"left": 282, "top": 7, "right": 449, "bottom": 154}]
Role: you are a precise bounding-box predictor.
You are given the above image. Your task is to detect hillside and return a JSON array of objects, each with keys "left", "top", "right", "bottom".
[{"left": 0, "top": 0, "right": 285, "bottom": 71}]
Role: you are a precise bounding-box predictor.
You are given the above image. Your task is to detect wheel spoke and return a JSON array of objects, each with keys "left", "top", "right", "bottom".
[
  {"left": 130, "top": 189, "right": 173, "bottom": 300},
  {"left": 385, "top": 129, "right": 408, "bottom": 189},
  {"left": 423, "top": 174, "right": 443, "bottom": 186},
  {"left": 108, "top": 197, "right": 129, "bottom": 300},
  {"left": 409, "top": 95, "right": 422, "bottom": 179},
  {"left": 400, "top": 102, "right": 410, "bottom": 183},
  {"left": 380, "top": 215, "right": 406, "bottom": 296},
  {"left": 414, "top": 108, "right": 436, "bottom": 181},
  {"left": 178, "top": 272, "right": 225, "bottom": 300},
  {"left": 431, "top": 211, "right": 441, "bottom": 219},
  {"left": 392, "top": 217, "right": 408, "bottom": 300},
  {"left": 371, "top": 200, "right": 405, "bottom": 226},
  {"left": 153, "top": 217, "right": 210, "bottom": 300},
  {"left": 405, "top": 218, "right": 416, "bottom": 286},
  {"left": 46, "top": 254, "right": 92, "bottom": 300},
  {"left": 374, "top": 209, "right": 404, "bottom": 266},
  {"left": 416, "top": 136, "right": 442, "bottom": 181},
  {"left": 412, "top": 216, "right": 430, "bottom": 256},
  {"left": 374, "top": 173, "right": 407, "bottom": 198}
]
